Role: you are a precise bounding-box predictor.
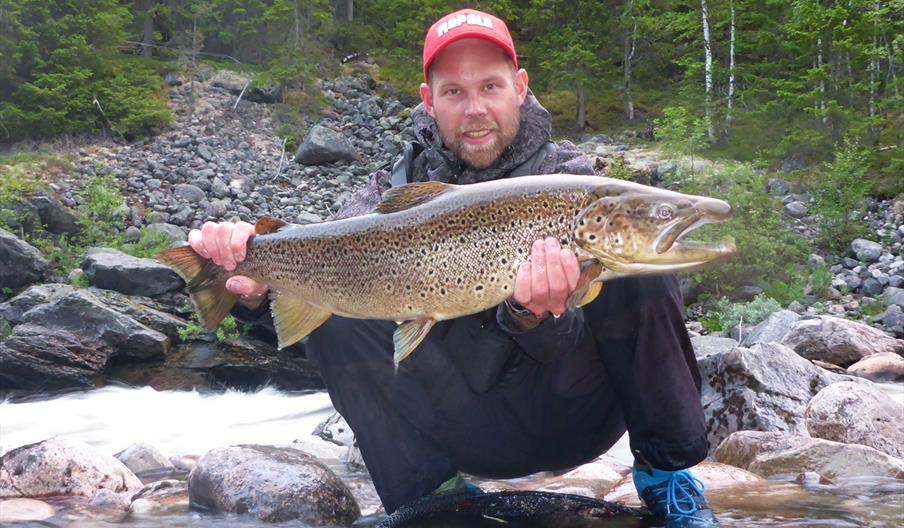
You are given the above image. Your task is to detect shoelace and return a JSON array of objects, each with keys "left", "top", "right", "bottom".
[{"left": 649, "top": 471, "right": 707, "bottom": 516}]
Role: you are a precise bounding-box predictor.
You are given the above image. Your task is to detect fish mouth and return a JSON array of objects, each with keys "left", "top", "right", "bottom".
[{"left": 653, "top": 198, "right": 733, "bottom": 261}]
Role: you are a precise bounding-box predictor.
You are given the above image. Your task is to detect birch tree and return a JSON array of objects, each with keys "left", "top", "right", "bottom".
[
  {"left": 726, "top": 0, "right": 736, "bottom": 133},
  {"left": 701, "top": 0, "right": 716, "bottom": 141}
]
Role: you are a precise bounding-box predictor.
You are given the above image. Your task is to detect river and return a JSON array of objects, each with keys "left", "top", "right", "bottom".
[{"left": 1, "top": 386, "right": 902, "bottom": 527}]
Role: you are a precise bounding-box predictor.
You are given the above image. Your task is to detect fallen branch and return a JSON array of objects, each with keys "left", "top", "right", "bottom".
[
  {"left": 271, "top": 137, "right": 288, "bottom": 182},
  {"left": 232, "top": 81, "right": 250, "bottom": 111},
  {"left": 878, "top": 144, "right": 899, "bottom": 152}
]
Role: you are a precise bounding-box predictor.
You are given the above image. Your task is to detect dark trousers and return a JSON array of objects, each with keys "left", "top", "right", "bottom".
[{"left": 305, "top": 275, "right": 708, "bottom": 514}]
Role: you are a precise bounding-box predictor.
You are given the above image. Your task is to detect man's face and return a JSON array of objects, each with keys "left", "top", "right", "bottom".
[{"left": 420, "top": 38, "right": 529, "bottom": 170}]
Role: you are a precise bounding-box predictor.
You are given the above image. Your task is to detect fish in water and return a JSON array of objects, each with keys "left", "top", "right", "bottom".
[{"left": 159, "top": 174, "right": 734, "bottom": 365}]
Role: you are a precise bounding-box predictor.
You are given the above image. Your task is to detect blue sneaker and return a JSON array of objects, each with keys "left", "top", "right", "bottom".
[{"left": 633, "top": 463, "right": 719, "bottom": 527}]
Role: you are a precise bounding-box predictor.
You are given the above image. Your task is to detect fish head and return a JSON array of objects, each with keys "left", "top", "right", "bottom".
[{"left": 573, "top": 185, "right": 735, "bottom": 274}]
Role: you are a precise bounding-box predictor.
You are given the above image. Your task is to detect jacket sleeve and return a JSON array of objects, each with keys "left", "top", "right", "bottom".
[
  {"left": 495, "top": 304, "right": 587, "bottom": 364},
  {"left": 536, "top": 139, "right": 595, "bottom": 176}
]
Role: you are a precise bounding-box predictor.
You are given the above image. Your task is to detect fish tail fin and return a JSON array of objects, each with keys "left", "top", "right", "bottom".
[{"left": 158, "top": 245, "right": 239, "bottom": 331}]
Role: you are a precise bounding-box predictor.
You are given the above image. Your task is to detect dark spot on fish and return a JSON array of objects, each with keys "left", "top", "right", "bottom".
[
  {"left": 596, "top": 216, "right": 603, "bottom": 223},
  {"left": 440, "top": 288, "right": 446, "bottom": 295}
]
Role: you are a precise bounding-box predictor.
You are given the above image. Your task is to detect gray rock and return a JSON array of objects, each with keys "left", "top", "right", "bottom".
[
  {"left": 806, "top": 381, "right": 904, "bottom": 458},
  {"left": 0, "top": 283, "right": 73, "bottom": 326},
  {"left": 313, "top": 413, "right": 356, "bottom": 448},
  {"left": 889, "top": 275, "right": 903, "bottom": 288},
  {"left": 784, "top": 201, "right": 809, "bottom": 218},
  {"left": 130, "top": 480, "right": 189, "bottom": 517},
  {"left": 294, "top": 125, "right": 358, "bottom": 165},
  {"left": 81, "top": 247, "right": 183, "bottom": 296},
  {"left": 0, "top": 228, "right": 48, "bottom": 289},
  {"left": 0, "top": 324, "right": 111, "bottom": 391},
  {"left": 728, "top": 285, "right": 763, "bottom": 302},
  {"left": 714, "top": 431, "right": 904, "bottom": 480},
  {"left": 295, "top": 212, "right": 322, "bottom": 224},
  {"left": 209, "top": 70, "right": 250, "bottom": 93},
  {"left": 188, "top": 445, "right": 359, "bottom": 524},
  {"left": 80, "top": 287, "right": 189, "bottom": 343},
  {"left": 698, "top": 342, "right": 855, "bottom": 455},
  {"left": 841, "top": 257, "right": 859, "bottom": 269},
  {"left": 807, "top": 254, "right": 826, "bottom": 268},
  {"left": 211, "top": 178, "right": 229, "bottom": 198},
  {"left": 847, "top": 351, "right": 904, "bottom": 382},
  {"left": 145, "top": 223, "right": 186, "bottom": 243},
  {"left": 780, "top": 315, "right": 904, "bottom": 367},
  {"left": 125, "top": 226, "right": 142, "bottom": 241},
  {"left": 173, "top": 183, "right": 205, "bottom": 203},
  {"left": 883, "top": 286, "right": 904, "bottom": 307},
  {"left": 115, "top": 443, "right": 175, "bottom": 479},
  {"left": 740, "top": 310, "right": 801, "bottom": 347},
  {"left": 767, "top": 178, "right": 790, "bottom": 196},
  {"left": 197, "top": 145, "right": 215, "bottom": 162},
  {"left": 32, "top": 195, "right": 79, "bottom": 235},
  {"left": 841, "top": 273, "right": 862, "bottom": 291},
  {"left": 882, "top": 305, "right": 904, "bottom": 337},
  {"left": 861, "top": 277, "right": 884, "bottom": 296},
  {"left": 0, "top": 437, "right": 142, "bottom": 498},
  {"left": 167, "top": 206, "right": 192, "bottom": 226},
  {"left": 0, "top": 498, "right": 55, "bottom": 523},
  {"left": 851, "top": 238, "right": 883, "bottom": 262},
  {"left": 21, "top": 289, "right": 169, "bottom": 361},
  {"left": 689, "top": 336, "right": 737, "bottom": 359}
]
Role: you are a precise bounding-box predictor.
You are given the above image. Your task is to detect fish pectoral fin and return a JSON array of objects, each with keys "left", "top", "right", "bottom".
[
  {"left": 376, "top": 182, "right": 454, "bottom": 214},
  {"left": 255, "top": 216, "right": 290, "bottom": 235},
  {"left": 566, "top": 260, "right": 605, "bottom": 310},
  {"left": 393, "top": 318, "right": 436, "bottom": 366},
  {"left": 270, "top": 291, "right": 332, "bottom": 349}
]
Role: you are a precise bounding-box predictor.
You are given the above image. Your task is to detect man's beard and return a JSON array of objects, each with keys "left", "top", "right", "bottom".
[{"left": 438, "top": 112, "right": 521, "bottom": 170}]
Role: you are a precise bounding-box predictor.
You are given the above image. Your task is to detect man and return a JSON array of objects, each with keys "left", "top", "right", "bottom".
[{"left": 188, "top": 9, "right": 718, "bottom": 527}]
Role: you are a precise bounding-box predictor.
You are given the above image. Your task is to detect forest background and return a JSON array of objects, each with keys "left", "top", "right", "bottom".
[{"left": 0, "top": 0, "right": 902, "bottom": 328}]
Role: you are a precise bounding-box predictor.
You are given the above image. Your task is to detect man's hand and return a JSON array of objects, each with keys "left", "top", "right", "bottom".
[
  {"left": 511, "top": 237, "right": 580, "bottom": 319},
  {"left": 188, "top": 221, "right": 270, "bottom": 309}
]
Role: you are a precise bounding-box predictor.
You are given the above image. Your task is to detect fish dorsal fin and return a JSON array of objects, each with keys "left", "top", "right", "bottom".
[
  {"left": 255, "top": 216, "right": 288, "bottom": 235},
  {"left": 269, "top": 290, "right": 332, "bottom": 349},
  {"left": 393, "top": 318, "right": 436, "bottom": 366},
  {"left": 375, "top": 182, "right": 453, "bottom": 214}
]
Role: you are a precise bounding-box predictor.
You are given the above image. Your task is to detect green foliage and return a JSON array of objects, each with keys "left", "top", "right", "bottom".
[
  {"left": 0, "top": 0, "right": 171, "bottom": 143},
  {"left": 71, "top": 273, "right": 90, "bottom": 289},
  {"left": 702, "top": 294, "right": 783, "bottom": 333},
  {"left": 654, "top": 106, "right": 710, "bottom": 173},
  {"left": 215, "top": 315, "right": 243, "bottom": 342},
  {"left": 0, "top": 319, "right": 11, "bottom": 338},
  {"left": 809, "top": 265, "right": 833, "bottom": 298},
  {"left": 121, "top": 228, "right": 172, "bottom": 259},
  {"left": 178, "top": 313, "right": 244, "bottom": 343},
  {"left": 76, "top": 173, "right": 129, "bottom": 248},
  {"left": 809, "top": 141, "right": 874, "bottom": 253},
  {"left": 762, "top": 272, "right": 807, "bottom": 306},
  {"left": 178, "top": 315, "right": 204, "bottom": 342},
  {"left": 684, "top": 164, "right": 810, "bottom": 297}
]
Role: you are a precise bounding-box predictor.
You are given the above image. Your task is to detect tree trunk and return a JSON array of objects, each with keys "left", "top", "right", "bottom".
[
  {"left": 576, "top": 83, "right": 586, "bottom": 131},
  {"left": 726, "top": 0, "right": 736, "bottom": 134},
  {"left": 817, "top": 37, "right": 827, "bottom": 124},
  {"left": 335, "top": 0, "right": 354, "bottom": 23},
  {"left": 137, "top": 0, "right": 154, "bottom": 58},
  {"left": 701, "top": 0, "right": 715, "bottom": 142},
  {"left": 623, "top": 5, "right": 636, "bottom": 122}
]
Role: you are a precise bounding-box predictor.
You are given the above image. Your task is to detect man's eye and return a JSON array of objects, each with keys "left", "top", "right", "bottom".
[{"left": 485, "top": 83, "right": 496, "bottom": 90}]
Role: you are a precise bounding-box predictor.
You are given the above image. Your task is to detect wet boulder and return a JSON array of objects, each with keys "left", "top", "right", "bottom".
[
  {"left": 81, "top": 247, "right": 183, "bottom": 297},
  {"left": 0, "top": 228, "right": 48, "bottom": 289},
  {"left": 0, "top": 324, "right": 110, "bottom": 391},
  {"left": 805, "top": 381, "right": 904, "bottom": 458},
  {"left": 129, "top": 480, "right": 189, "bottom": 517},
  {"left": 533, "top": 456, "right": 626, "bottom": 498},
  {"left": 21, "top": 289, "right": 169, "bottom": 361},
  {"left": 0, "top": 498, "right": 56, "bottom": 523},
  {"left": 713, "top": 430, "right": 904, "bottom": 479},
  {"left": 747, "top": 437, "right": 904, "bottom": 480},
  {"left": 114, "top": 443, "right": 176, "bottom": 480},
  {"left": 690, "top": 336, "right": 737, "bottom": 359},
  {"left": 188, "top": 444, "right": 360, "bottom": 525},
  {"left": 698, "top": 342, "right": 855, "bottom": 454},
  {"left": 294, "top": 125, "right": 358, "bottom": 165},
  {"left": 0, "top": 437, "right": 142, "bottom": 499},
  {"left": 846, "top": 352, "right": 904, "bottom": 382},
  {"left": 779, "top": 315, "right": 904, "bottom": 367},
  {"left": 313, "top": 412, "right": 355, "bottom": 447}
]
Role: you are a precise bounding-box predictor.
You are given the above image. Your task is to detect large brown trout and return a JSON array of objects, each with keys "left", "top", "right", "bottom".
[{"left": 159, "top": 174, "right": 734, "bottom": 364}]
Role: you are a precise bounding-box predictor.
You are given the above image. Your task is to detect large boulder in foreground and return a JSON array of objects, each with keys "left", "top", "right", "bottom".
[
  {"left": 804, "top": 381, "right": 904, "bottom": 458},
  {"left": 188, "top": 445, "right": 359, "bottom": 525},
  {"left": 294, "top": 125, "right": 357, "bottom": 165},
  {"left": 739, "top": 309, "right": 800, "bottom": 347},
  {"left": 82, "top": 247, "right": 183, "bottom": 296},
  {"left": 714, "top": 430, "right": 904, "bottom": 480},
  {"left": 0, "top": 228, "right": 48, "bottom": 289},
  {"left": 779, "top": 315, "right": 903, "bottom": 367},
  {"left": 0, "top": 437, "right": 142, "bottom": 499},
  {"left": 698, "top": 342, "right": 855, "bottom": 455},
  {"left": 0, "top": 283, "right": 72, "bottom": 326}
]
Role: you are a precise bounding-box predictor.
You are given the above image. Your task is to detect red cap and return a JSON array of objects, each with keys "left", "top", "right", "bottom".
[{"left": 422, "top": 9, "right": 517, "bottom": 82}]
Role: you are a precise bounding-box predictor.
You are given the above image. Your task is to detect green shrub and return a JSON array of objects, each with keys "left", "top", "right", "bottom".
[
  {"left": 178, "top": 316, "right": 204, "bottom": 342},
  {"left": 809, "top": 265, "right": 833, "bottom": 298},
  {"left": 809, "top": 141, "right": 873, "bottom": 253},
  {"left": 702, "top": 294, "right": 783, "bottom": 333},
  {"left": 684, "top": 164, "right": 809, "bottom": 297},
  {"left": 76, "top": 173, "right": 129, "bottom": 248},
  {"left": 654, "top": 106, "right": 710, "bottom": 173},
  {"left": 121, "top": 228, "right": 172, "bottom": 259}
]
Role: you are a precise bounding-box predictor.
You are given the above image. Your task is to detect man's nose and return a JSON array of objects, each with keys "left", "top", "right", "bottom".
[{"left": 464, "top": 94, "right": 487, "bottom": 116}]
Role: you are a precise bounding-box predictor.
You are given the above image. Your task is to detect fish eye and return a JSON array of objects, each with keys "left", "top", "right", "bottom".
[{"left": 657, "top": 204, "right": 674, "bottom": 219}]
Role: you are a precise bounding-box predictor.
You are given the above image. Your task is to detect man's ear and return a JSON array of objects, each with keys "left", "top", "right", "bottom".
[
  {"left": 515, "top": 69, "right": 529, "bottom": 105},
  {"left": 419, "top": 83, "right": 436, "bottom": 118}
]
